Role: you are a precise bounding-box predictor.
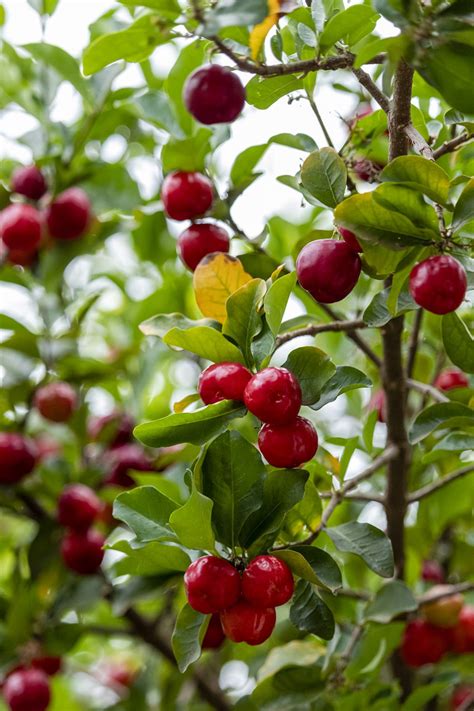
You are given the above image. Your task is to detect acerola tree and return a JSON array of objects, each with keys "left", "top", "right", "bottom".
[{"left": 0, "top": 0, "right": 473, "bottom": 710}]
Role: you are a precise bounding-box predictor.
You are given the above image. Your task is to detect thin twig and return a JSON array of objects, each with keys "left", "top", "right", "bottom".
[
  {"left": 408, "top": 465, "right": 474, "bottom": 503},
  {"left": 351, "top": 67, "right": 391, "bottom": 113},
  {"left": 406, "top": 309, "right": 423, "bottom": 379},
  {"left": 403, "top": 123, "right": 434, "bottom": 159},
  {"left": 307, "top": 93, "right": 335, "bottom": 149},
  {"left": 275, "top": 319, "right": 367, "bottom": 348},
  {"left": 433, "top": 132, "right": 474, "bottom": 160},
  {"left": 418, "top": 582, "right": 474, "bottom": 605},
  {"left": 319, "top": 491, "right": 385, "bottom": 503},
  {"left": 318, "top": 304, "right": 382, "bottom": 367},
  {"left": 406, "top": 378, "right": 449, "bottom": 403}
]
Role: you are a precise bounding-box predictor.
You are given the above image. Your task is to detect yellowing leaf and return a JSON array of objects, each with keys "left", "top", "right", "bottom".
[
  {"left": 193, "top": 254, "right": 252, "bottom": 324},
  {"left": 173, "top": 393, "right": 200, "bottom": 413},
  {"left": 249, "top": 0, "right": 297, "bottom": 61}
]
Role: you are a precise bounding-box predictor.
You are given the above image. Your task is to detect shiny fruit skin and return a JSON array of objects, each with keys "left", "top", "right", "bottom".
[
  {"left": 0, "top": 433, "right": 37, "bottom": 485},
  {"left": 0, "top": 204, "right": 42, "bottom": 252},
  {"left": 220, "top": 602, "right": 276, "bottom": 645},
  {"left": 258, "top": 417, "right": 318, "bottom": 468},
  {"left": 401, "top": 619, "right": 450, "bottom": 667},
  {"left": 450, "top": 605, "right": 474, "bottom": 654},
  {"left": 34, "top": 382, "right": 77, "bottom": 423},
  {"left": 202, "top": 614, "right": 226, "bottom": 650},
  {"left": 422, "top": 585, "right": 464, "bottom": 628},
  {"left": 434, "top": 369, "right": 469, "bottom": 391},
  {"left": 46, "top": 187, "right": 91, "bottom": 240},
  {"left": 339, "top": 227, "right": 362, "bottom": 253},
  {"left": 184, "top": 64, "right": 245, "bottom": 125},
  {"left": 31, "top": 656, "right": 62, "bottom": 677},
  {"left": 162, "top": 171, "right": 213, "bottom": 221},
  {"left": 451, "top": 687, "right": 474, "bottom": 710},
  {"left": 296, "top": 239, "right": 361, "bottom": 304},
  {"left": 184, "top": 556, "right": 241, "bottom": 614},
  {"left": 60, "top": 529, "right": 105, "bottom": 575},
  {"left": 11, "top": 165, "right": 47, "bottom": 201},
  {"left": 88, "top": 411, "right": 134, "bottom": 448},
  {"left": 198, "top": 362, "right": 252, "bottom": 405},
  {"left": 409, "top": 255, "right": 467, "bottom": 315},
  {"left": 58, "top": 484, "right": 102, "bottom": 532},
  {"left": 242, "top": 556, "right": 294, "bottom": 608},
  {"left": 421, "top": 560, "right": 444, "bottom": 584},
  {"left": 244, "top": 367, "right": 302, "bottom": 425},
  {"left": 103, "top": 443, "right": 153, "bottom": 488},
  {"left": 369, "top": 390, "right": 386, "bottom": 423},
  {"left": 3, "top": 668, "right": 51, "bottom": 711},
  {"left": 178, "top": 223, "right": 230, "bottom": 271}
]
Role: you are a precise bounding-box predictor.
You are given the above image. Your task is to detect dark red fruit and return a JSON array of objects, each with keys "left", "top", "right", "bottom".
[
  {"left": 242, "top": 556, "right": 294, "bottom": 608},
  {"left": 296, "top": 239, "right": 361, "bottom": 304},
  {"left": 451, "top": 686, "right": 474, "bottom": 710},
  {"left": 88, "top": 411, "right": 134, "bottom": 448},
  {"left": 3, "top": 668, "right": 51, "bottom": 711},
  {"left": 401, "top": 619, "right": 450, "bottom": 667},
  {"left": 450, "top": 605, "right": 474, "bottom": 654},
  {"left": 0, "top": 204, "right": 42, "bottom": 252},
  {"left": 409, "top": 255, "right": 467, "bottom": 315},
  {"left": 60, "top": 529, "right": 105, "bottom": 575},
  {"left": 258, "top": 416, "right": 318, "bottom": 468},
  {"left": 220, "top": 602, "right": 276, "bottom": 645},
  {"left": 199, "top": 362, "right": 252, "bottom": 405},
  {"left": 368, "top": 390, "right": 386, "bottom": 423},
  {"left": 162, "top": 171, "right": 213, "bottom": 221},
  {"left": 46, "top": 187, "right": 91, "bottom": 240},
  {"left": 339, "top": 227, "right": 362, "bottom": 253},
  {"left": 184, "top": 556, "right": 241, "bottom": 614},
  {"left": 178, "top": 223, "right": 230, "bottom": 271},
  {"left": 11, "top": 165, "right": 47, "bottom": 201},
  {"left": 421, "top": 560, "right": 444, "bottom": 584},
  {"left": 0, "top": 433, "right": 37, "bottom": 485},
  {"left": 202, "top": 614, "right": 226, "bottom": 650},
  {"left": 184, "top": 64, "right": 246, "bottom": 125},
  {"left": 31, "top": 656, "right": 62, "bottom": 677},
  {"left": 58, "top": 484, "right": 102, "bottom": 532},
  {"left": 34, "top": 382, "right": 77, "bottom": 423},
  {"left": 244, "top": 367, "right": 302, "bottom": 425},
  {"left": 353, "top": 159, "right": 383, "bottom": 182},
  {"left": 103, "top": 444, "right": 154, "bottom": 488},
  {"left": 434, "top": 369, "right": 469, "bottom": 391},
  {"left": 5, "top": 247, "right": 38, "bottom": 267}
]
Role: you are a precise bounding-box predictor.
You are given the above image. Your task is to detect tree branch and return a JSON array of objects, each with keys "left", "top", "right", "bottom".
[
  {"left": 406, "top": 377, "right": 449, "bottom": 404},
  {"left": 418, "top": 582, "right": 474, "bottom": 605},
  {"left": 351, "top": 67, "right": 391, "bottom": 113},
  {"left": 406, "top": 309, "right": 423, "bottom": 379},
  {"left": 403, "top": 123, "right": 434, "bottom": 159},
  {"left": 275, "top": 318, "right": 367, "bottom": 348},
  {"left": 319, "top": 491, "right": 385, "bottom": 503},
  {"left": 408, "top": 465, "right": 474, "bottom": 503},
  {"left": 318, "top": 304, "right": 382, "bottom": 367},
  {"left": 433, "top": 132, "right": 474, "bottom": 159}
]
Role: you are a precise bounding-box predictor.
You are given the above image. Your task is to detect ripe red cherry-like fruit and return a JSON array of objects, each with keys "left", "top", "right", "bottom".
[
  {"left": 162, "top": 171, "right": 213, "bottom": 221},
  {"left": 258, "top": 416, "right": 318, "bottom": 468},
  {"left": 3, "top": 668, "right": 51, "bottom": 711},
  {"left": 220, "top": 602, "right": 276, "bottom": 646},
  {"left": 11, "top": 165, "right": 47, "bottom": 201},
  {"left": 450, "top": 605, "right": 474, "bottom": 654},
  {"left": 202, "top": 614, "right": 226, "bottom": 650},
  {"left": 401, "top": 619, "right": 450, "bottom": 667},
  {"left": 178, "top": 223, "right": 230, "bottom": 271},
  {"left": 0, "top": 204, "right": 42, "bottom": 252},
  {"left": 31, "top": 656, "right": 62, "bottom": 677},
  {"left": 34, "top": 382, "right": 77, "bottom": 423},
  {"left": 88, "top": 411, "right": 134, "bottom": 448},
  {"left": 184, "top": 556, "right": 241, "bottom": 614},
  {"left": 296, "top": 239, "right": 362, "bottom": 304},
  {"left": 46, "top": 187, "right": 91, "bottom": 240},
  {"left": 368, "top": 390, "right": 386, "bottom": 423},
  {"left": 0, "top": 433, "right": 37, "bottom": 485},
  {"left": 434, "top": 368, "right": 469, "bottom": 391},
  {"left": 244, "top": 367, "right": 302, "bottom": 425},
  {"left": 409, "top": 255, "right": 467, "bottom": 315},
  {"left": 338, "top": 227, "right": 362, "bottom": 253},
  {"left": 242, "top": 556, "right": 294, "bottom": 608},
  {"left": 184, "top": 64, "right": 246, "bottom": 125},
  {"left": 103, "top": 443, "right": 154, "bottom": 488},
  {"left": 421, "top": 560, "right": 444, "bottom": 584},
  {"left": 60, "top": 529, "right": 105, "bottom": 575},
  {"left": 198, "top": 362, "right": 252, "bottom": 405},
  {"left": 58, "top": 484, "right": 102, "bottom": 532},
  {"left": 451, "top": 686, "right": 474, "bottom": 710}
]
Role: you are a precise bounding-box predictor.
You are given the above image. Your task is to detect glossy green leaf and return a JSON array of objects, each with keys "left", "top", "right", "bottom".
[
  {"left": 161, "top": 129, "right": 212, "bottom": 173},
  {"left": 373, "top": 184, "right": 439, "bottom": 233},
  {"left": 25, "top": 43, "right": 93, "bottom": 105},
  {"left": 364, "top": 581, "right": 417, "bottom": 623},
  {"left": 204, "top": 0, "right": 268, "bottom": 33},
  {"left": 283, "top": 346, "right": 336, "bottom": 405},
  {"left": 246, "top": 74, "right": 305, "bottom": 109},
  {"left": 416, "top": 42, "right": 474, "bottom": 114},
  {"left": 118, "top": 0, "right": 180, "bottom": 16},
  {"left": 140, "top": 313, "right": 218, "bottom": 338},
  {"left": 264, "top": 272, "right": 296, "bottom": 337},
  {"left": 274, "top": 545, "right": 342, "bottom": 593},
  {"left": 113, "top": 486, "right": 179, "bottom": 542},
  {"left": 363, "top": 287, "right": 417, "bottom": 327},
  {"left": 319, "top": 5, "right": 379, "bottom": 50},
  {"left": 442, "top": 312, "right": 474, "bottom": 373},
  {"left": 169, "top": 484, "right": 215, "bottom": 551},
  {"left": 171, "top": 604, "right": 208, "bottom": 673},
  {"left": 289, "top": 581, "right": 335, "bottom": 640},
  {"left": 223, "top": 278, "right": 266, "bottom": 366},
  {"left": 452, "top": 177, "right": 474, "bottom": 233},
  {"left": 409, "top": 402, "right": 474, "bottom": 444},
  {"left": 300, "top": 148, "right": 347, "bottom": 208},
  {"left": 311, "top": 366, "right": 372, "bottom": 410},
  {"left": 326, "top": 522, "right": 394, "bottom": 578},
  {"left": 380, "top": 156, "right": 450, "bottom": 205},
  {"left": 164, "top": 326, "right": 245, "bottom": 364},
  {"left": 113, "top": 541, "right": 190, "bottom": 576},
  {"left": 230, "top": 144, "right": 268, "bottom": 187}
]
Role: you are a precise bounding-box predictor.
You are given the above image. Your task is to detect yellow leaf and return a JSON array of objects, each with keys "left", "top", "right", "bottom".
[
  {"left": 250, "top": 14, "right": 278, "bottom": 61},
  {"left": 173, "top": 393, "right": 200, "bottom": 413},
  {"left": 193, "top": 253, "right": 252, "bottom": 324}
]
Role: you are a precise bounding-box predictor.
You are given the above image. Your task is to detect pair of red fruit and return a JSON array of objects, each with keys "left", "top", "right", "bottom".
[
  {"left": 58, "top": 483, "right": 105, "bottom": 575},
  {"left": 199, "top": 363, "right": 318, "bottom": 469},
  {"left": 2, "top": 656, "right": 61, "bottom": 711},
  {"left": 185, "top": 554, "right": 294, "bottom": 646}
]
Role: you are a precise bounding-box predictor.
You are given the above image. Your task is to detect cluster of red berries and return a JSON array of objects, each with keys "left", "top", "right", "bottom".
[
  {"left": 198, "top": 363, "right": 318, "bottom": 468},
  {"left": 185, "top": 554, "right": 294, "bottom": 647},
  {"left": 0, "top": 165, "right": 91, "bottom": 267},
  {"left": 1, "top": 655, "right": 61, "bottom": 711},
  {"left": 58, "top": 483, "right": 105, "bottom": 575}
]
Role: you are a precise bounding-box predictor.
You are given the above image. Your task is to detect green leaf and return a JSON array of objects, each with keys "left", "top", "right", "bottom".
[
  {"left": 161, "top": 129, "right": 212, "bottom": 173},
  {"left": 113, "top": 541, "right": 190, "bottom": 576},
  {"left": 274, "top": 546, "right": 342, "bottom": 593},
  {"left": 311, "top": 366, "right": 372, "bottom": 411},
  {"left": 118, "top": 0, "right": 181, "bottom": 16},
  {"left": 401, "top": 682, "right": 455, "bottom": 711},
  {"left": 113, "top": 486, "right": 179, "bottom": 543},
  {"left": 373, "top": 184, "right": 439, "bottom": 233},
  {"left": 204, "top": 0, "right": 268, "bottom": 33},
  {"left": 289, "top": 581, "right": 335, "bottom": 640},
  {"left": 172, "top": 604, "right": 208, "bottom": 673},
  {"left": 363, "top": 287, "right": 416, "bottom": 327},
  {"left": 164, "top": 326, "right": 245, "bottom": 364},
  {"left": 134, "top": 401, "right": 246, "bottom": 447},
  {"left": 24, "top": 43, "right": 93, "bottom": 106},
  {"left": 223, "top": 278, "right": 266, "bottom": 367},
  {"left": 201, "top": 431, "right": 265, "bottom": 549},
  {"left": 300, "top": 148, "right": 347, "bottom": 208},
  {"left": 380, "top": 156, "right": 450, "bottom": 206},
  {"left": 27, "top": 0, "right": 59, "bottom": 15},
  {"left": 319, "top": 5, "right": 379, "bottom": 50},
  {"left": 326, "top": 522, "right": 394, "bottom": 578},
  {"left": 246, "top": 74, "right": 305, "bottom": 110},
  {"left": 264, "top": 272, "right": 297, "bottom": 337},
  {"left": 409, "top": 402, "right": 474, "bottom": 444},
  {"left": 364, "top": 581, "right": 418, "bottom": 623},
  {"left": 140, "top": 313, "right": 218, "bottom": 337},
  {"left": 416, "top": 42, "right": 474, "bottom": 114},
  {"left": 452, "top": 177, "right": 474, "bottom": 233},
  {"left": 270, "top": 133, "right": 317, "bottom": 152},
  {"left": 283, "top": 346, "right": 336, "bottom": 405},
  {"left": 442, "top": 312, "right": 474, "bottom": 374},
  {"left": 169, "top": 484, "right": 215, "bottom": 551},
  {"left": 230, "top": 144, "right": 268, "bottom": 187}
]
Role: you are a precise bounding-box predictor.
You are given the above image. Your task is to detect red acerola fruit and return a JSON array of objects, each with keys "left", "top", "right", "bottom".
[
  {"left": 178, "top": 223, "right": 230, "bottom": 271},
  {"left": 401, "top": 619, "right": 450, "bottom": 667},
  {"left": 58, "top": 484, "right": 102, "bottom": 532},
  {"left": 46, "top": 187, "right": 91, "bottom": 240},
  {"left": 409, "top": 255, "right": 467, "bottom": 315},
  {"left": 368, "top": 390, "right": 386, "bottom": 423},
  {"left": 244, "top": 367, "right": 302, "bottom": 425},
  {"left": 258, "top": 416, "right": 318, "bottom": 468},
  {"left": 0, "top": 204, "right": 42, "bottom": 252},
  {"left": 198, "top": 362, "right": 252, "bottom": 405},
  {"left": 0, "top": 433, "right": 37, "bottom": 485},
  {"left": 220, "top": 602, "right": 276, "bottom": 646},
  {"left": 296, "top": 239, "right": 361, "bottom": 304},
  {"left": 184, "top": 556, "right": 241, "bottom": 614},
  {"left": 31, "top": 656, "right": 62, "bottom": 677},
  {"left": 422, "top": 585, "right": 464, "bottom": 628},
  {"left": 184, "top": 64, "right": 246, "bottom": 125},
  {"left": 421, "top": 560, "right": 444, "bottom": 585},
  {"left": 202, "top": 614, "right": 226, "bottom": 650},
  {"left": 88, "top": 411, "right": 134, "bottom": 448},
  {"left": 450, "top": 605, "right": 474, "bottom": 654},
  {"left": 451, "top": 686, "right": 474, "bottom": 710},
  {"left": 3, "top": 668, "right": 51, "bottom": 711},
  {"left": 103, "top": 443, "right": 154, "bottom": 488},
  {"left": 162, "top": 171, "right": 213, "bottom": 221},
  {"left": 11, "top": 165, "right": 47, "bottom": 201},
  {"left": 434, "top": 368, "right": 469, "bottom": 391},
  {"left": 242, "top": 556, "right": 294, "bottom": 608},
  {"left": 60, "top": 529, "right": 105, "bottom": 575},
  {"left": 4, "top": 245, "right": 38, "bottom": 267},
  {"left": 338, "top": 227, "right": 362, "bottom": 253},
  {"left": 34, "top": 382, "right": 77, "bottom": 423}
]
